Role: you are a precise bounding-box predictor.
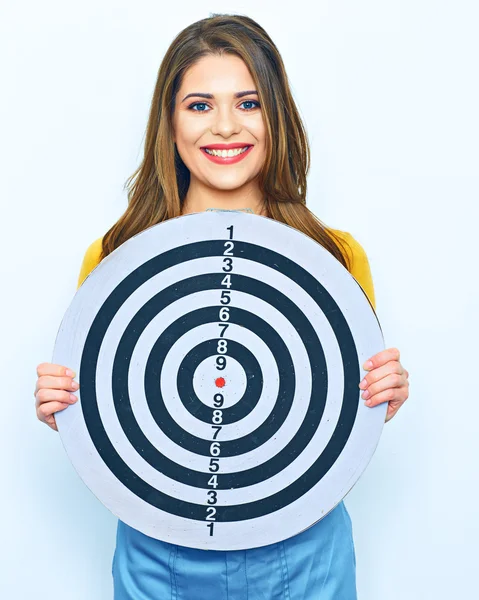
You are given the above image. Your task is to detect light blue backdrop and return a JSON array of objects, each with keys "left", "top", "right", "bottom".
[{"left": 1, "top": 1, "right": 477, "bottom": 598}]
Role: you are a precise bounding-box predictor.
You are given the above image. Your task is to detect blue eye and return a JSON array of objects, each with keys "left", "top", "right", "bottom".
[
  {"left": 240, "top": 100, "right": 260, "bottom": 110},
  {"left": 190, "top": 102, "right": 209, "bottom": 112},
  {"left": 188, "top": 100, "right": 260, "bottom": 112}
]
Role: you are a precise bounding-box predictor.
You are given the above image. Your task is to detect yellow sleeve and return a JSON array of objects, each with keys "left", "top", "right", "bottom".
[
  {"left": 76, "top": 237, "right": 104, "bottom": 290},
  {"left": 76, "top": 232, "right": 377, "bottom": 310},
  {"left": 329, "top": 229, "right": 377, "bottom": 311}
]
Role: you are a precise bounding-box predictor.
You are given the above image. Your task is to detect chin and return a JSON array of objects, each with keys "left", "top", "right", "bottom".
[{"left": 206, "top": 176, "right": 252, "bottom": 190}]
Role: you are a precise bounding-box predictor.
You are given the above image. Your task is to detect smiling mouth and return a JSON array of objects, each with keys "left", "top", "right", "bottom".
[
  {"left": 200, "top": 145, "right": 253, "bottom": 164},
  {"left": 204, "top": 146, "right": 251, "bottom": 158}
]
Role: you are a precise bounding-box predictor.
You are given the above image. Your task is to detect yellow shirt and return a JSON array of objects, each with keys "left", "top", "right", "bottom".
[{"left": 76, "top": 228, "right": 376, "bottom": 311}]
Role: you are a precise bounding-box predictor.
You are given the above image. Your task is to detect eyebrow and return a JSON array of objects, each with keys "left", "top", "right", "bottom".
[{"left": 181, "top": 90, "right": 258, "bottom": 103}]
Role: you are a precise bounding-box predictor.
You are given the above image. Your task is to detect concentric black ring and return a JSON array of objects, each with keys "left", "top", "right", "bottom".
[
  {"left": 80, "top": 240, "right": 359, "bottom": 521},
  {"left": 113, "top": 276, "right": 321, "bottom": 474},
  {"left": 141, "top": 291, "right": 297, "bottom": 456},
  {"left": 177, "top": 338, "right": 263, "bottom": 423}
]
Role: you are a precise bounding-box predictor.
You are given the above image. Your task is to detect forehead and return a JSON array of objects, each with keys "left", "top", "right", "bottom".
[{"left": 179, "top": 54, "right": 255, "bottom": 94}]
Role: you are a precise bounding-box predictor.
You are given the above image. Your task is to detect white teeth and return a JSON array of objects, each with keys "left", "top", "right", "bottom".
[{"left": 204, "top": 147, "right": 250, "bottom": 157}]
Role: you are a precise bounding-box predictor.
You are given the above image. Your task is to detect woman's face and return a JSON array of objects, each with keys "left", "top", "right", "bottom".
[{"left": 172, "top": 54, "right": 266, "bottom": 192}]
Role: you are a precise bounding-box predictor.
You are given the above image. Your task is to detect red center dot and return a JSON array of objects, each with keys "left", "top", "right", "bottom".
[{"left": 215, "top": 377, "right": 226, "bottom": 388}]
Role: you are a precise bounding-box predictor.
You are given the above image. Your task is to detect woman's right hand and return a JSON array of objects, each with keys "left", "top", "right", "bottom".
[{"left": 34, "top": 363, "right": 79, "bottom": 432}]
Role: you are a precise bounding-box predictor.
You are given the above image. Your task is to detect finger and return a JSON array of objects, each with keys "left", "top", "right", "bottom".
[
  {"left": 36, "top": 363, "right": 76, "bottom": 378},
  {"left": 359, "top": 360, "right": 404, "bottom": 390},
  {"left": 35, "top": 364, "right": 76, "bottom": 395},
  {"left": 363, "top": 347, "right": 400, "bottom": 371},
  {"left": 36, "top": 374, "right": 79, "bottom": 394},
  {"left": 37, "top": 400, "right": 72, "bottom": 424},
  {"left": 384, "top": 404, "right": 398, "bottom": 423},
  {"left": 42, "top": 413, "right": 59, "bottom": 432},
  {"left": 35, "top": 388, "right": 78, "bottom": 408},
  {"left": 364, "top": 387, "right": 408, "bottom": 409},
  {"left": 360, "top": 372, "right": 405, "bottom": 401},
  {"left": 384, "top": 395, "right": 405, "bottom": 421}
]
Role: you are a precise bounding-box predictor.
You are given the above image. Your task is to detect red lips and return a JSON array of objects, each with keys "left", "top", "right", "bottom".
[
  {"left": 201, "top": 145, "right": 253, "bottom": 165},
  {"left": 201, "top": 143, "right": 252, "bottom": 150}
]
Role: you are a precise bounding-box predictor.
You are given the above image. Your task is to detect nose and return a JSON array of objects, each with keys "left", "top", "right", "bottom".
[{"left": 210, "top": 105, "right": 242, "bottom": 137}]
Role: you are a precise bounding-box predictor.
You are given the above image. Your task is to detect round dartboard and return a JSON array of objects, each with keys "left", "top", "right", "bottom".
[{"left": 52, "top": 210, "right": 385, "bottom": 550}]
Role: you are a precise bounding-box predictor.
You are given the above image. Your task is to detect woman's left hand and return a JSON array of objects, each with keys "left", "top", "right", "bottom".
[{"left": 358, "top": 348, "right": 409, "bottom": 422}]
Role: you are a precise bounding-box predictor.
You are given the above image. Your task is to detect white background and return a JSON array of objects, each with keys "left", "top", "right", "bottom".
[{"left": 1, "top": 1, "right": 477, "bottom": 598}]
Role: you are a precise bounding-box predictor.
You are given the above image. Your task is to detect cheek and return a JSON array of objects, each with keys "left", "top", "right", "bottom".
[
  {"left": 251, "top": 125, "right": 267, "bottom": 162},
  {"left": 175, "top": 115, "right": 202, "bottom": 148},
  {"left": 175, "top": 137, "right": 200, "bottom": 169},
  {"left": 249, "top": 115, "right": 266, "bottom": 141}
]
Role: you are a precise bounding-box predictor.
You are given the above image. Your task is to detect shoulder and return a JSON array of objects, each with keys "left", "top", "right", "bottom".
[
  {"left": 76, "top": 236, "right": 104, "bottom": 290},
  {"left": 327, "top": 227, "right": 376, "bottom": 311},
  {"left": 327, "top": 227, "right": 368, "bottom": 261}
]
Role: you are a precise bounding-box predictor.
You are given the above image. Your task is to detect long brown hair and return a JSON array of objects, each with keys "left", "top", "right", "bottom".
[{"left": 100, "top": 13, "right": 352, "bottom": 271}]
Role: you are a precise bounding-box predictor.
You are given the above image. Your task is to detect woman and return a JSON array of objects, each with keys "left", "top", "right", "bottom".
[{"left": 34, "top": 14, "right": 409, "bottom": 599}]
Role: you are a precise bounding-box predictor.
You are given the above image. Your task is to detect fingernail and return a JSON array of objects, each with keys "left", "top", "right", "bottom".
[
  {"left": 72, "top": 381, "right": 79, "bottom": 389},
  {"left": 362, "top": 390, "right": 370, "bottom": 399},
  {"left": 66, "top": 369, "right": 75, "bottom": 377},
  {"left": 363, "top": 361, "right": 373, "bottom": 370},
  {"left": 359, "top": 379, "right": 367, "bottom": 389},
  {"left": 70, "top": 394, "right": 77, "bottom": 402}
]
